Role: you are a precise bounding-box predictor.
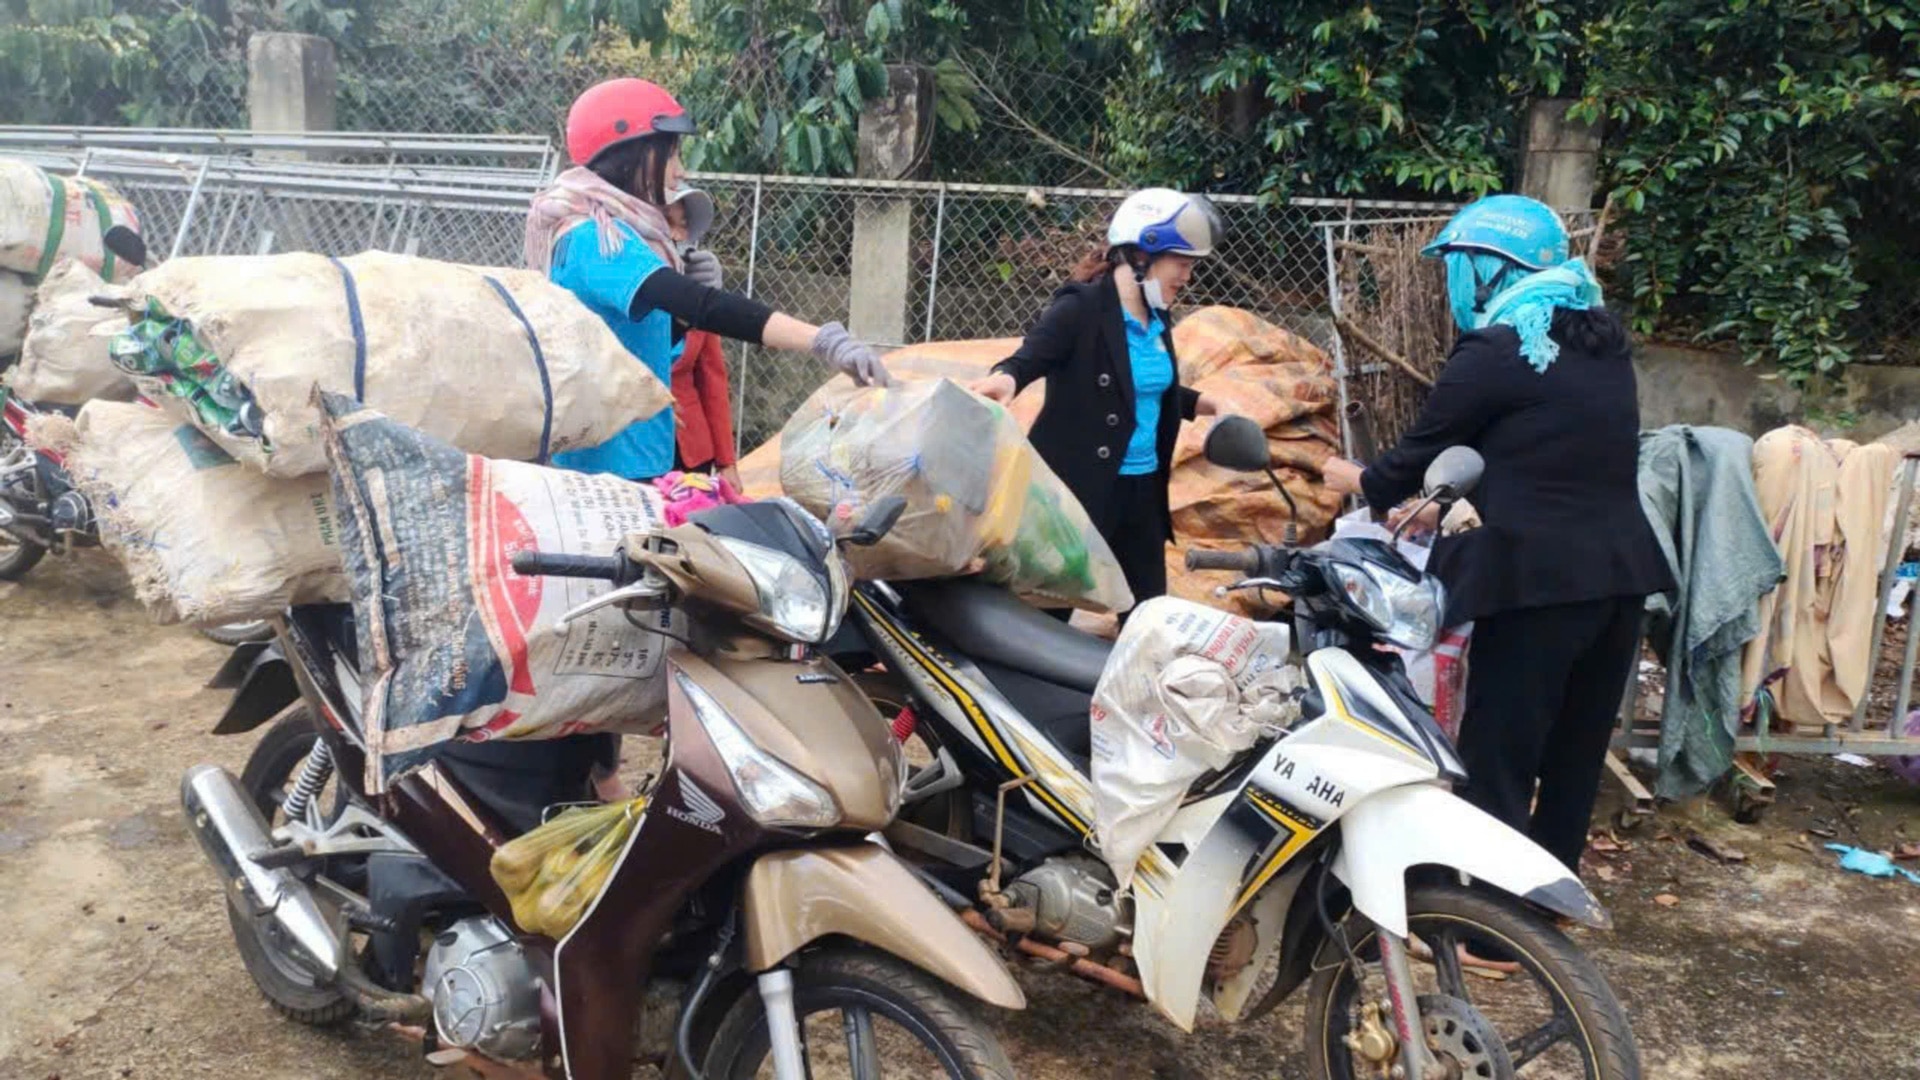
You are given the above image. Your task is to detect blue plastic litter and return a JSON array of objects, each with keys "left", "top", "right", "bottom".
[{"left": 1826, "top": 844, "right": 1920, "bottom": 884}]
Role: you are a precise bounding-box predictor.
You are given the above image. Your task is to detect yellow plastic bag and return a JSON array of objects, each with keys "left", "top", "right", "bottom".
[{"left": 490, "top": 798, "right": 645, "bottom": 938}]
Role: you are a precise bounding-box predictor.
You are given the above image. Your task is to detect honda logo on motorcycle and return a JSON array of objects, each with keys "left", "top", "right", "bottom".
[{"left": 665, "top": 775, "right": 726, "bottom": 834}]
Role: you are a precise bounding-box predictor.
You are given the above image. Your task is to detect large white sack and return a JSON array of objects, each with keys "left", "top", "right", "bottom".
[
  {"left": 322, "top": 394, "right": 682, "bottom": 791},
  {"left": 5, "top": 260, "right": 136, "bottom": 404},
  {"left": 33, "top": 400, "right": 347, "bottom": 626},
  {"left": 0, "top": 271, "right": 27, "bottom": 356},
  {"left": 1090, "top": 597, "right": 1305, "bottom": 889},
  {"left": 0, "top": 161, "right": 142, "bottom": 283},
  {"left": 118, "top": 250, "right": 673, "bottom": 477}
]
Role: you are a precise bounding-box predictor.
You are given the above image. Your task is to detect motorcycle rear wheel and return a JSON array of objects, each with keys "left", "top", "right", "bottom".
[
  {"left": 1306, "top": 883, "right": 1639, "bottom": 1080},
  {"left": 700, "top": 949, "right": 1015, "bottom": 1080},
  {"left": 228, "top": 710, "right": 357, "bottom": 1025},
  {"left": 0, "top": 530, "right": 46, "bottom": 580},
  {"left": 200, "top": 619, "right": 275, "bottom": 646}
]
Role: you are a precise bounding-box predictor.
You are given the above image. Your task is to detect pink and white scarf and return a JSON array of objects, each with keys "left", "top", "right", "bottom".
[{"left": 523, "top": 166, "right": 682, "bottom": 276}]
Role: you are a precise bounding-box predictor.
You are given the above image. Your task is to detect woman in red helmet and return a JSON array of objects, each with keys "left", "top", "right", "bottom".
[
  {"left": 526, "top": 78, "right": 890, "bottom": 482},
  {"left": 492, "top": 79, "right": 893, "bottom": 808}
]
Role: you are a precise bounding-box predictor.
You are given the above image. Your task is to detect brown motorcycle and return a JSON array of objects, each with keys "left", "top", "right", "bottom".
[{"left": 184, "top": 496, "right": 1024, "bottom": 1079}]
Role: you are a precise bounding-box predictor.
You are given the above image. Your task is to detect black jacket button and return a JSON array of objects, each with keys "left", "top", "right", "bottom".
[
  {"left": 1097, "top": 446, "right": 1111, "bottom": 460},
  {"left": 1098, "top": 373, "right": 1112, "bottom": 387},
  {"left": 1106, "top": 414, "right": 1120, "bottom": 426}
]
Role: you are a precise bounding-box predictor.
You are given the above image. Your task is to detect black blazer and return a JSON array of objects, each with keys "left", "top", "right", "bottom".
[
  {"left": 992, "top": 275, "right": 1201, "bottom": 538},
  {"left": 1361, "top": 324, "right": 1673, "bottom": 625}
]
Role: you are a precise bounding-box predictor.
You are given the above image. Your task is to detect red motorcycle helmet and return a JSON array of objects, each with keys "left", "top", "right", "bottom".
[{"left": 565, "top": 78, "right": 696, "bottom": 167}]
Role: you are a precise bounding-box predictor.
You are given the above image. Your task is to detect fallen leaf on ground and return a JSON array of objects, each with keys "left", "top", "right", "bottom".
[
  {"left": 1653, "top": 893, "right": 1680, "bottom": 907},
  {"left": 1894, "top": 843, "right": 1920, "bottom": 861},
  {"left": 1594, "top": 864, "right": 1616, "bottom": 882}
]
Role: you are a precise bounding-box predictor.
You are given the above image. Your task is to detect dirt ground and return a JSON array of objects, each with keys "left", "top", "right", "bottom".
[{"left": 4, "top": 550, "right": 1920, "bottom": 1080}]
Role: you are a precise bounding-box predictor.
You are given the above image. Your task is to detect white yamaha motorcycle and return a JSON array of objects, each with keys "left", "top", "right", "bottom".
[{"left": 834, "top": 416, "right": 1640, "bottom": 1079}]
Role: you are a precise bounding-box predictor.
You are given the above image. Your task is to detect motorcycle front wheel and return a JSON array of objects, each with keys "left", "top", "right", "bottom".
[
  {"left": 700, "top": 949, "right": 1015, "bottom": 1080},
  {"left": 1306, "top": 883, "right": 1639, "bottom": 1080}
]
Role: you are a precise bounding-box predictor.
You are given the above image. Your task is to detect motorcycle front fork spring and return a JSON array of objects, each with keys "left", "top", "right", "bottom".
[{"left": 282, "top": 741, "right": 335, "bottom": 823}]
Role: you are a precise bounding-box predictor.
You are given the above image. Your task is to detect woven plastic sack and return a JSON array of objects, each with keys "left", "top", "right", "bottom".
[
  {"left": 322, "top": 394, "right": 682, "bottom": 791},
  {"left": 779, "top": 377, "right": 1132, "bottom": 613},
  {"left": 6, "top": 260, "right": 136, "bottom": 404},
  {"left": 492, "top": 798, "right": 645, "bottom": 938},
  {"left": 1090, "top": 597, "right": 1305, "bottom": 889},
  {"left": 0, "top": 161, "right": 141, "bottom": 283},
  {"left": 32, "top": 400, "right": 346, "bottom": 625},
  {"left": 113, "top": 250, "right": 672, "bottom": 477},
  {"left": 0, "top": 271, "right": 27, "bottom": 357}
]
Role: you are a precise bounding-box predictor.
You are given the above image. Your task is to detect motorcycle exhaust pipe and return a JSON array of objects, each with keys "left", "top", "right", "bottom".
[{"left": 181, "top": 763, "right": 344, "bottom": 979}]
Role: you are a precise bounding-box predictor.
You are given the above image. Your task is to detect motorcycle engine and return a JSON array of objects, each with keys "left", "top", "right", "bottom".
[
  {"left": 421, "top": 916, "right": 542, "bottom": 1061},
  {"left": 1005, "top": 855, "right": 1131, "bottom": 951}
]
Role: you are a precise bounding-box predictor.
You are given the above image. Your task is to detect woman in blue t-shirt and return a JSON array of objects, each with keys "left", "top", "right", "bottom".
[
  {"left": 526, "top": 78, "right": 891, "bottom": 483},
  {"left": 972, "top": 189, "right": 1223, "bottom": 610},
  {"left": 503, "top": 79, "right": 893, "bottom": 806}
]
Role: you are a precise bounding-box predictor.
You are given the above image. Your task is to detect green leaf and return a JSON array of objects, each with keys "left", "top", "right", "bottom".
[{"left": 865, "top": 2, "right": 893, "bottom": 43}]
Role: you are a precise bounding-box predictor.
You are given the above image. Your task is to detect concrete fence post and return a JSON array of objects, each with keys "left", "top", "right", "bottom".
[
  {"left": 848, "top": 64, "right": 933, "bottom": 348},
  {"left": 248, "top": 33, "right": 337, "bottom": 156},
  {"left": 1519, "top": 98, "right": 1601, "bottom": 211}
]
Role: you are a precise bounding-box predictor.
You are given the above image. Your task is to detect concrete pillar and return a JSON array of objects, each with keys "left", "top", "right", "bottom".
[
  {"left": 248, "top": 33, "right": 336, "bottom": 156},
  {"left": 1519, "top": 98, "right": 1601, "bottom": 210},
  {"left": 848, "top": 64, "right": 932, "bottom": 348}
]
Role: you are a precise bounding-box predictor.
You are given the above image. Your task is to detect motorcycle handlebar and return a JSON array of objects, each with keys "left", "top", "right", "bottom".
[
  {"left": 1184, "top": 548, "right": 1262, "bottom": 573},
  {"left": 510, "top": 551, "right": 624, "bottom": 580}
]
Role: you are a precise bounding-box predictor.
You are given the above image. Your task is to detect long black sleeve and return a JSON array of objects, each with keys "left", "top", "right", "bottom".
[
  {"left": 633, "top": 268, "right": 776, "bottom": 345},
  {"left": 992, "top": 288, "right": 1084, "bottom": 392},
  {"left": 1360, "top": 329, "right": 1516, "bottom": 510}
]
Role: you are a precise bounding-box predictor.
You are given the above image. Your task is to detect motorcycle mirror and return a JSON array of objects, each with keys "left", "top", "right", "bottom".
[
  {"left": 845, "top": 495, "right": 907, "bottom": 548},
  {"left": 102, "top": 225, "right": 148, "bottom": 269},
  {"left": 1203, "top": 415, "right": 1270, "bottom": 473},
  {"left": 1422, "top": 446, "right": 1485, "bottom": 501}
]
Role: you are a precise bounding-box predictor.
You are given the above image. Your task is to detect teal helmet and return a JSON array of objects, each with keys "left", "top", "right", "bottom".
[{"left": 1421, "top": 194, "right": 1569, "bottom": 271}]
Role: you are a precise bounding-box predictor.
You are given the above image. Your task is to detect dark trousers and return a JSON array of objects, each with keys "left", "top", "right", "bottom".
[
  {"left": 1051, "top": 473, "right": 1168, "bottom": 623},
  {"left": 1456, "top": 595, "right": 1643, "bottom": 874},
  {"left": 1106, "top": 472, "right": 1169, "bottom": 607}
]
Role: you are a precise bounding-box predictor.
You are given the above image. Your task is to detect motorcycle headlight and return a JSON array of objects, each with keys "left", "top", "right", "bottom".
[
  {"left": 675, "top": 671, "right": 842, "bottom": 830},
  {"left": 1329, "top": 562, "right": 1444, "bottom": 653},
  {"left": 714, "top": 537, "right": 847, "bottom": 644}
]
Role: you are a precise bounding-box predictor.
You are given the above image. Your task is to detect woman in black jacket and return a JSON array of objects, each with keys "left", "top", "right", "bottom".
[
  {"left": 1323, "top": 195, "right": 1673, "bottom": 884},
  {"left": 972, "top": 189, "right": 1223, "bottom": 609}
]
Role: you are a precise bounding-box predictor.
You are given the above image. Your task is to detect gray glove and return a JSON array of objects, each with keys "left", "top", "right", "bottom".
[
  {"left": 682, "top": 248, "right": 723, "bottom": 291},
  {"left": 810, "top": 321, "right": 893, "bottom": 387}
]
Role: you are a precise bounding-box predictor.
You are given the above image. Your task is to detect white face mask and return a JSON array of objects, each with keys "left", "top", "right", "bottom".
[{"left": 1140, "top": 275, "right": 1169, "bottom": 312}]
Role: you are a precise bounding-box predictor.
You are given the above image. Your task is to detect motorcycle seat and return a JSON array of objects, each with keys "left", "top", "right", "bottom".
[{"left": 899, "top": 578, "right": 1113, "bottom": 693}]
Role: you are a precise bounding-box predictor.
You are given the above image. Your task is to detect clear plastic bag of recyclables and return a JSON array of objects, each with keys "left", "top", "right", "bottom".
[
  {"left": 1090, "top": 597, "right": 1306, "bottom": 889},
  {"left": 491, "top": 798, "right": 645, "bottom": 939},
  {"left": 321, "top": 393, "right": 683, "bottom": 792},
  {"left": 779, "top": 377, "right": 1133, "bottom": 613}
]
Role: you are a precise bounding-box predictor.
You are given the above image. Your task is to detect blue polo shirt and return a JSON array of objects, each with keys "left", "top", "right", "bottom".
[
  {"left": 546, "top": 219, "right": 678, "bottom": 481},
  {"left": 1120, "top": 307, "right": 1174, "bottom": 475}
]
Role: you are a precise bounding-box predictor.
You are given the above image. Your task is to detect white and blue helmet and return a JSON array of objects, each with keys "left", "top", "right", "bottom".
[{"left": 1107, "top": 188, "right": 1222, "bottom": 258}]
